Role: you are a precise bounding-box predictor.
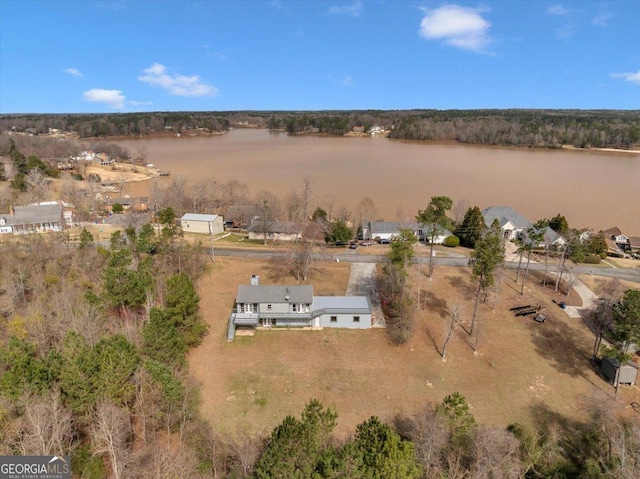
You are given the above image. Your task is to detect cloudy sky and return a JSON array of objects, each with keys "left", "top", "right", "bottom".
[{"left": 0, "top": 0, "right": 638, "bottom": 113}]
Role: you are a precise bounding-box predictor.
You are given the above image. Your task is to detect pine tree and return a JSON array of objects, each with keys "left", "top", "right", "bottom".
[
  {"left": 469, "top": 225, "right": 505, "bottom": 336},
  {"left": 416, "top": 196, "right": 452, "bottom": 277},
  {"left": 455, "top": 206, "right": 486, "bottom": 248}
]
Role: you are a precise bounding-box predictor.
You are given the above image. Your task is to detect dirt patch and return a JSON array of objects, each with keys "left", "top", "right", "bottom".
[
  {"left": 85, "top": 163, "right": 156, "bottom": 183},
  {"left": 189, "top": 259, "right": 634, "bottom": 439}
]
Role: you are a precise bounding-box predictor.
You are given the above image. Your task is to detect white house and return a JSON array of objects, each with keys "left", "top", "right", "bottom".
[
  {"left": 180, "top": 213, "right": 224, "bottom": 235},
  {"left": 0, "top": 204, "right": 66, "bottom": 235},
  {"left": 481, "top": 206, "right": 532, "bottom": 241},
  {"left": 228, "top": 276, "right": 372, "bottom": 340},
  {"left": 247, "top": 221, "right": 302, "bottom": 242},
  {"left": 363, "top": 221, "right": 452, "bottom": 244}
]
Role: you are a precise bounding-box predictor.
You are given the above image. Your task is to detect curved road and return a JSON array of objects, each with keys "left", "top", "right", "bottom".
[{"left": 212, "top": 247, "right": 640, "bottom": 283}]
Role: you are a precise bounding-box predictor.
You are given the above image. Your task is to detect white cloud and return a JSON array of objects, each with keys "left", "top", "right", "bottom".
[
  {"left": 270, "top": 1, "right": 285, "bottom": 10},
  {"left": 213, "top": 52, "right": 228, "bottom": 61},
  {"left": 328, "top": 74, "right": 353, "bottom": 86},
  {"left": 328, "top": 1, "right": 362, "bottom": 17},
  {"left": 129, "top": 100, "right": 154, "bottom": 106},
  {"left": 64, "top": 67, "right": 83, "bottom": 77},
  {"left": 419, "top": 5, "right": 492, "bottom": 53},
  {"left": 592, "top": 12, "right": 613, "bottom": 26},
  {"left": 82, "top": 89, "right": 125, "bottom": 109},
  {"left": 138, "top": 63, "right": 218, "bottom": 97},
  {"left": 547, "top": 5, "right": 572, "bottom": 16},
  {"left": 610, "top": 71, "right": 640, "bottom": 86}
]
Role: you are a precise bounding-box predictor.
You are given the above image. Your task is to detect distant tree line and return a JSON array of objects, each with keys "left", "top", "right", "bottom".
[
  {"left": 388, "top": 109, "right": 640, "bottom": 149},
  {"left": 2, "top": 109, "right": 638, "bottom": 149}
]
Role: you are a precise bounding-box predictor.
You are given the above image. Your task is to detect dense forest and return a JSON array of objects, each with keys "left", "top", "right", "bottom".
[{"left": 1, "top": 109, "right": 639, "bottom": 149}]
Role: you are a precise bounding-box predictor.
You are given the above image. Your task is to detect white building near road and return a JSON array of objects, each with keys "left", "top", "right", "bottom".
[{"left": 180, "top": 213, "right": 224, "bottom": 235}]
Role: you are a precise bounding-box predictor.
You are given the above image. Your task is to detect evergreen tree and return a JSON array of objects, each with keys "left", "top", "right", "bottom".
[
  {"left": 416, "top": 196, "right": 452, "bottom": 277},
  {"left": 165, "top": 273, "right": 208, "bottom": 347},
  {"left": 0, "top": 337, "right": 55, "bottom": 399},
  {"left": 102, "top": 247, "right": 153, "bottom": 316},
  {"left": 455, "top": 206, "right": 486, "bottom": 248},
  {"left": 469, "top": 225, "right": 505, "bottom": 335},
  {"left": 350, "top": 416, "right": 422, "bottom": 479},
  {"left": 253, "top": 399, "right": 338, "bottom": 479},
  {"left": 611, "top": 290, "right": 640, "bottom": 355},
  {"left": 143, "top": 307, "right": 188, "bottom": 367},
  {"left": 78, "top": 227, "right": 94, "bottom": 249},
  {"left": 388, "top": 228, "right": 417, "bottom": 269},
  {"left": 325, "top": 219, "right": 352, "bottom": 245},
  {"left": 548, "top": 214, "right": 569, "bottom": 235}
]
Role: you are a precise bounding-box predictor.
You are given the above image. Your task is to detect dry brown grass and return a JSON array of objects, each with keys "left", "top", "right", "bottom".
[{"left": 189, "top": 258, "right": 640, "bottom": 439}]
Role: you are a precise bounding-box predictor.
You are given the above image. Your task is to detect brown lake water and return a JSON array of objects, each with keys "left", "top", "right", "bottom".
[{"left": 115, "top": 128, "right": 640, "bottom": 235}]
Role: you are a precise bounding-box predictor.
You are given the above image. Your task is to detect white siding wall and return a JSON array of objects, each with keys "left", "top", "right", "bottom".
[{"left": 319, "top": 313, "right": 372, "bottom": 329}]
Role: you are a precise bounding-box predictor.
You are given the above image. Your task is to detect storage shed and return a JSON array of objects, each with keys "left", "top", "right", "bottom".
[
  {"left": 600, "top": 356, "right": 639, "bottom": 386},
  {"left": 180, "top": 213, "right": 224, "bottom": 235}
]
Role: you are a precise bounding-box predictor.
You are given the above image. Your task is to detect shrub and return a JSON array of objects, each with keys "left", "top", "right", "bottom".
[
  {"left": 111, "top": 202, "right": 123, "bottom": 213},
  {"left": 583, "top": 254, "right": 601, "bottom": 264},
  {"left": 599, "top": 252, "right": 607, "bottom": 259},
  {"left": 443, "top": 235, "right": 460, "bottom": 247}
]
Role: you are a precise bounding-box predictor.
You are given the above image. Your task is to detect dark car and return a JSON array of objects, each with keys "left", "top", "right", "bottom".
[
  {"left": 349, "top": 242, "right": 358, "bottom": 249},
  {"left": 379, "top": 238, "right": 391, "bottom": 244}
]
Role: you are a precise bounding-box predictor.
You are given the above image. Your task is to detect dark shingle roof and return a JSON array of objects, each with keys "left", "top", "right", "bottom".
[
  {"left": 481, "top": 206, "right": 532, "bottom": 229},
  {"left": 1, "top": 205, "right": 62, "bottom": 226},
  {"left": 237, "top": 284, "right": 313, "bottom": 304},
  {"left": 370, "top": 221, "right": 420, "bottom": 235}
]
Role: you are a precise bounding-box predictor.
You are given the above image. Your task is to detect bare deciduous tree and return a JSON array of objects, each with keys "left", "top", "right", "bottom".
[
  {"left": 16, "top": 389, "right": 75, "bottom": 456},
  {"left": 471, "top": 427, "right": 523, "bottom": 479},
  {"left": 90, "top": 400, "right": 132, "bottom": 479},
  {"left": 442, "top": 303, "right": 463, "bottom": 361}
]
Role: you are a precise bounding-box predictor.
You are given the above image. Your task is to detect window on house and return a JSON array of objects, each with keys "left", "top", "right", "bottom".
[
  {"left": 267, "top": 304, "right": 272, "bottom": 310},
  {"left": 353, "top": 316, "right": 360, "bottom": 323},
  {"left": 330, "top": 316, "right": 337, "bottom": 322},
  {"left": 292, "top": 304, "right": 297, "bottom": 312}
]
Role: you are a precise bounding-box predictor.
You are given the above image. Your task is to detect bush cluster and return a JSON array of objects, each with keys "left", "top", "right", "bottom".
[
  {"left": 583, "top": 254, "right": 602, "bottom": 264},
  {"left": 442, "top": 235, "right": 460, "bottom": 247}
]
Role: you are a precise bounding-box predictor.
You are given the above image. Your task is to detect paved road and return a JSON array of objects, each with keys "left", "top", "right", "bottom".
[{"left": 213, "top": 247, "right": 640, "bottom": 283}]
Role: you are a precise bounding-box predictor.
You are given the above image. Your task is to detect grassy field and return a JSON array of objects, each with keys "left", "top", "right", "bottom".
[{"left": 189, "top": 257, "right": 640, "bottom": 439}]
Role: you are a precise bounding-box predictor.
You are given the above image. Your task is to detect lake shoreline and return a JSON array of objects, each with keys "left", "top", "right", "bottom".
[{"left": 87, "top": 129, "right": 640, "bottom": 156}]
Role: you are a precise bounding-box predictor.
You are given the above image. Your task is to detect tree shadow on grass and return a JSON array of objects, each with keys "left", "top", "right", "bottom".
[
  {"left": 528, "top": 316, "right": 606, "bottom": 392},
  {"left": 445, "top": 274, "right": 475, "bottom": 297},
  {"left": 423, "top": 290, "right": 448, "bottom": 319}
]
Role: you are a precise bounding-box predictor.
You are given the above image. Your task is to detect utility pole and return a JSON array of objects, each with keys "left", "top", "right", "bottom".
[{"left": 554, "top": 244, "right": 567, "bottom": 292}]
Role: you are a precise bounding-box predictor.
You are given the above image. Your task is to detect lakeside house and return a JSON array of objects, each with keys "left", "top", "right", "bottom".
[
  {"left": 481, "top": 206, "right": 532, "bottom": 241},
  {"left": 180, "top": 213, "right": 224, "bottom": 235},
  {"left": 224, "top": 205, "right": 260, "bottom": 230},
  {"left": 603, "top": 227, "right": 630, "bottom": 251},
  {"left": 227, "top": 275, "right": 372, "bottom": 340},
  {"left": 247, "top": 221, "right": 302, "bottom": 242},
  {"left": 362, "top": 221, "right": 452, "bottom": 244},
  {"left": 0, "top": 202, "right": 71, "bottom": 235}
]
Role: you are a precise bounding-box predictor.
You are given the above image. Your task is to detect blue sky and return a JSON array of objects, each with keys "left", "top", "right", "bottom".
[{"left": 1, "top": 0, "right": 638, "bottom": 113}]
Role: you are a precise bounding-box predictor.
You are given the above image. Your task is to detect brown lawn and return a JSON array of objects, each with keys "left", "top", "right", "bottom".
[{"left": 189, "top": 258, "right": 639, "bottom": 439}]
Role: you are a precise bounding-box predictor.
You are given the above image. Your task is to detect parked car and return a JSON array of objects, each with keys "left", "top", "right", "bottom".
[
  {"left": 379, "top": 238, "right": 391, "bottom": 244},
  {"left": 349, "top": 242, "right": 358, "bottom": 249}
]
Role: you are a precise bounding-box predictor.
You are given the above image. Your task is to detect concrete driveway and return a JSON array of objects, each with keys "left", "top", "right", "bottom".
[{"left": 346, "top": 263, "right": 385, "bottom": 327}]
